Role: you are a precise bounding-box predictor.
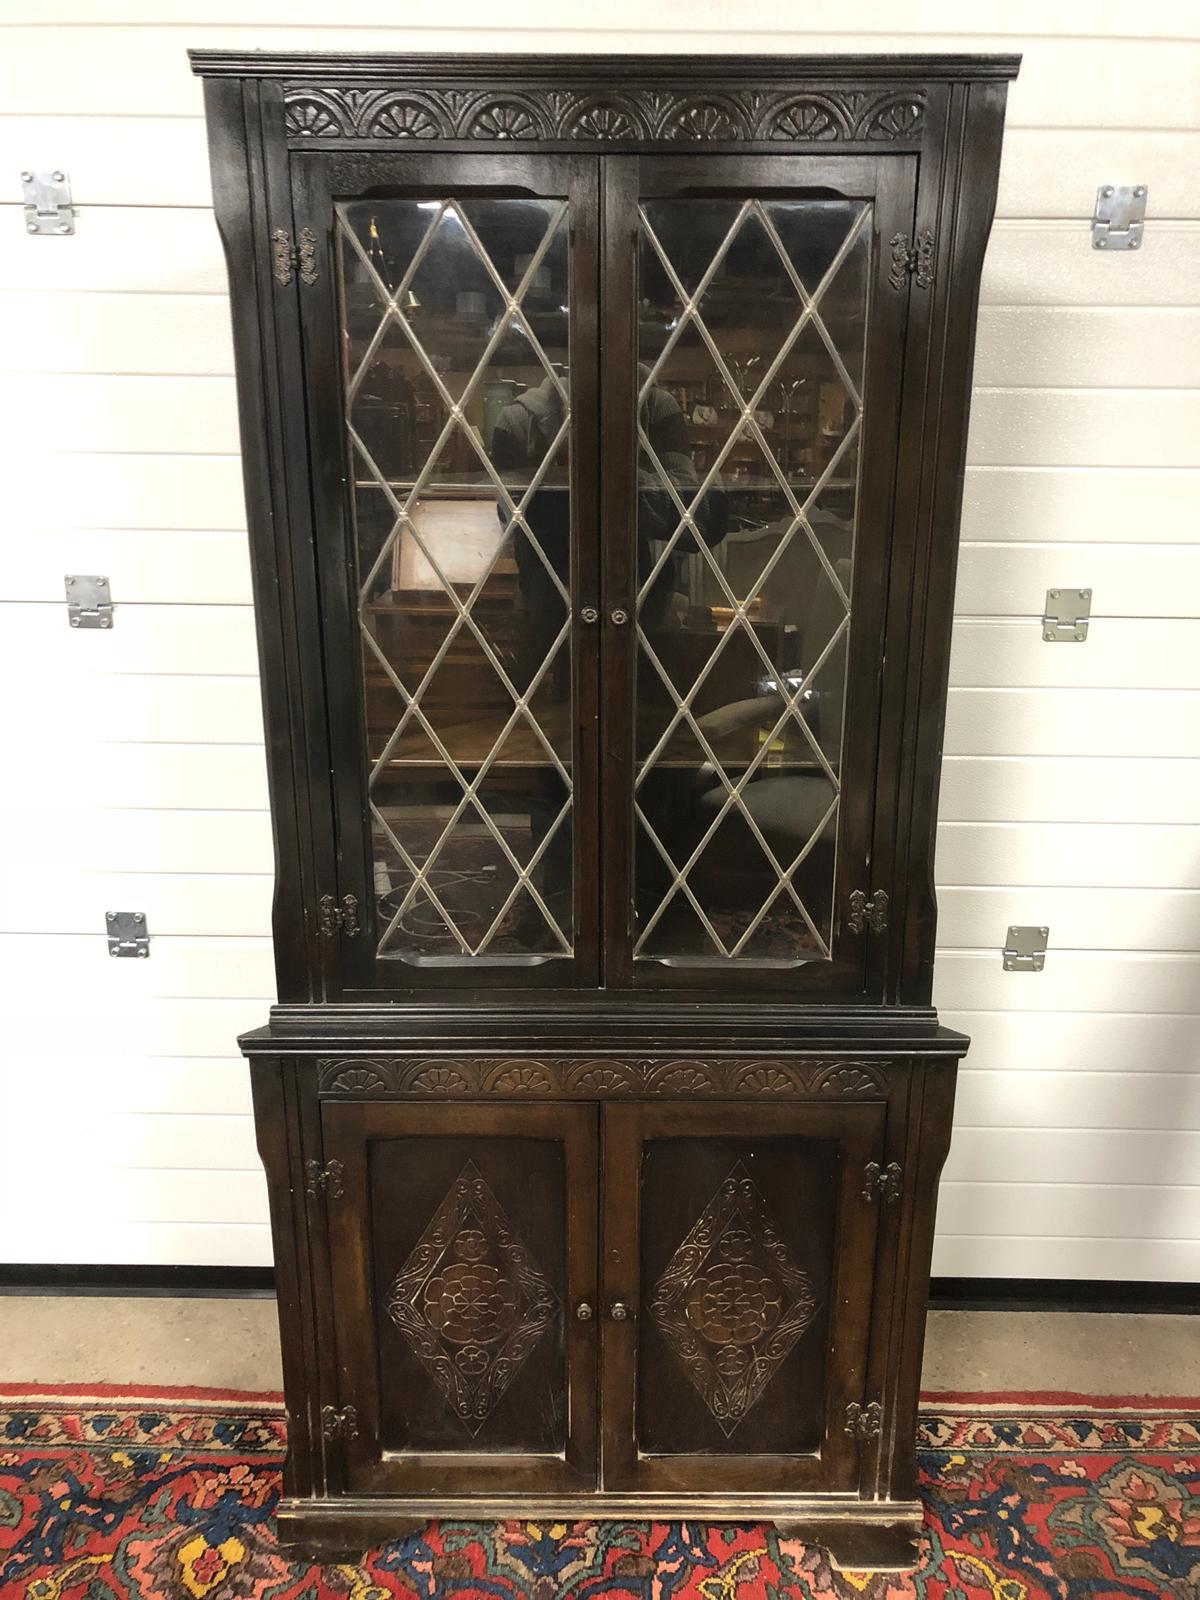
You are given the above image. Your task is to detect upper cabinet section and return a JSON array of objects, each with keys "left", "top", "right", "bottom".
[{"left": 192, "top": 53, "right": 1017, "bottom": 1008}]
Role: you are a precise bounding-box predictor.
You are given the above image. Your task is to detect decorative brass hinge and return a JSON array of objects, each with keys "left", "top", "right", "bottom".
[
  {"left": 318, "top": 893, "right": 360, "bottom": 939},
  {"left": 271, "top": 225, "right": 319, "bottom": 287},
  {"left": 848, "top": 889, "right": 888, "bottom": 934},
  {"left": 888, "top": 229, "right": 935, "bottom": 291},
  {"left": 844, "top": 1400, "right": 883, "bottom": 1442},
  {"left": 304, "top": 1158, "right": 344, "bottom": 1200},
  {"left": 321, "top": 1404, "right": 358, "bottom": 1441},
  {"left": 862, "top": 1161, "right": 903, "bottom": 1204}
]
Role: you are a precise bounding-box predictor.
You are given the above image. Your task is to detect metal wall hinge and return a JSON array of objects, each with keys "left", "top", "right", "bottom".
[
  {"left": 888, "top": 230, "right": 935, "bottom": 290},
  {"left": 862, "top": 1161, "right": 903, "bottom": 1204},
  {"left": 1092, "top": 185, "right": 1147, "bottom": 251},
  {"left": 271, "top": 226, "right": 319, "bottom": 286},
  {"left": 848, "top": 889, "right": 888, "bottom": 934},
  {"left": 1043, "top": 588, "right": 1091, "bottom": 643},
  {"left": 320, "top": 1404, "right": 358, "bottom": 1441},
  {"left": 844, "top": 1401, "right": 883, "bottom": 1442},
  {"left": 106, "top": 910, "right": 149, "bottom": 958},
  {"left": 65, "top": 575, "right": 113, "bottom": 629},
  {"left": 318, "top": 893, "right": 360, "bottom": 939},
  {"left": 304, "top": 1158, "right": 344, "bottom": 1200},
  {"left": 22, "top": 169, "right": 74, "bottom": 235},
  {"left": 1003, "top": 925, "right": 1049, "bottom": 972}
]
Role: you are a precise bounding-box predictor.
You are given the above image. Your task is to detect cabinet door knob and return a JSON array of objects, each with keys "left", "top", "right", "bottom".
[
  {"left": 575, "top": 1300, "right": 593, "bottom": 1321},
  {"left": 579, "top": 606, "right": 598, "bottom": 624},
  {"left": 609, "top": 608, "right": 629, "bottom": 626},
  {"left": 609, "top": 1301, "right": 629, "bottom": 1321}
]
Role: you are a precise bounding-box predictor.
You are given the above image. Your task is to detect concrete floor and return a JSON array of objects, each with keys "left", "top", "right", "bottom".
[{"left": 0, "top": 1297, "right": 1196, "bottom": 1395}]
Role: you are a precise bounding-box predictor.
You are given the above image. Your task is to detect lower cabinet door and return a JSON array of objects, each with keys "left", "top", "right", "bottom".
[
  {"left": 321, "top": 1100, "right": 598, "bottom": 1495},
  {"left": 601, "top": 1101, "right": 885, "bottom": 1494}
]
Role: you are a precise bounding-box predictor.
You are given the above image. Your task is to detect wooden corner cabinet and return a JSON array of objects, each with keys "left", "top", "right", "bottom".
[{"left": 192, "top": 49, "right": 1018, "bottom": 1570}]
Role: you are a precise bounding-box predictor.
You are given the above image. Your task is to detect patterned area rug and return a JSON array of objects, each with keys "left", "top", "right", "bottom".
[{"left": 1, "top": 1386, "right": 1197, "bottom": 1599}]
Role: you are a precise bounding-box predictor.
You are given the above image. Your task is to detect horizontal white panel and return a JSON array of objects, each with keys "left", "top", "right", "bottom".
[
  {"left": 973, "top": 309, "right": 1200, "bottom": 389},
  {"left": 0, "top": 291, "right": 235, "bottom": 377},
  {"left": 949, "top": 619, "right": 1200, "bottom": 689},
  {"left": 940, "top": 1009, "right": 1200, "bottom": 1077},
  {"left": 996, "top": 130, "right": 1200, "bottom": 221},
  {"left": 0, "top": 205, "right": 226, "bottom": 293},
  {"left": 956, "top": 543, "right": 1200, "bottom": 617},
  {"left": 0, "top": 742, "right": 269, "bottom": 813},
  {"left": 0, "top": 934, "right": 276, "bottom": 999},
  {"left": 0, "top": 116, "right": 213, "bottom": 208},
  {"left": 4, "top": 529, "right": 252, "bottom": 603},
  {"left": 11, "top": 375, "right": 240, "bottom": 456},
  {"left": 8, "top": 1057, "right": 252, "bottom": 1115},
  {"left": 87, "top": 1169, "right": 270, "bottom": 1226},
  {"left": 0, "top": 870, "right": 273, "bottom": 935},
  {"left": 0, "top": 1219, "right": 274, "bottom": 1269},
  {"left": 937, "top": 887, "right": 1200, "bottom": 953},
  {"left": 9, "top": 453, "right": 247, "bottom": 531},
  {"left": 9, "top": 673, "right": 265, "bottom": 744},
  {"left": 931, "top": 1234, "right": 1199, "bottom": 1282},
  {"left": 967, "top": 388, "right": 1200, "bottom": 469},
  {"left": 962, "top": 467, "right": 1200, "bottom": 546},
  {"left": 935, "top": 950, "right": 1200, "bottom": 1012},
  {"left": 954, "top": 1069, "right": 1200, "bottom": 1130},
  {"left": 942, "top": 1126, "right": 1200, "bottom": 1184},
  {"left": 0, "top": 810, "right": 273, "bottom": 876},
  {"left": 38, "top": 1111, "right": 263, "bottom": 1169},
  {"left": 944, "top": 689, "right": 1200, "bottom": 758},
  {"left": 939, "top": 1182, "right": 1200, "bottom": 1240},
  {"left": 936, "top": 823, "right": 1200, "bottom": 889},
  {"left": 939, "top": 756, "right": 1200, "bottom": 825},
  {"left": 982, "top": 222, "right": 1200, "bottom": 308},
  {"left": 5, "top": 998, "right": 269, "bottom": 1056},
  {"left": 0, "top": 603, "right": 259, "bottom": 676}
]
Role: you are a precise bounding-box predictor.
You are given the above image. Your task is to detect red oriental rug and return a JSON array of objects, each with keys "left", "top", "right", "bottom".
[{"left": 0, "top": 1386, "right": 1197, "bottom": 1599}]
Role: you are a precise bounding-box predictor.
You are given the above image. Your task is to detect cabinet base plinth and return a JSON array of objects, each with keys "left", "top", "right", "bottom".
[{"left": 276, "top": 1497, "right": 925, "bottom": 1573}]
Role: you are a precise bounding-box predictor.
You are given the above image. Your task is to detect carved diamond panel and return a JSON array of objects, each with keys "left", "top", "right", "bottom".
[
  {"left": 648, "top": 1161, "right": 818, "bottom": 1435},
  {"left": 385, "top": 1161, "right": 558, "bottom": 1434}
]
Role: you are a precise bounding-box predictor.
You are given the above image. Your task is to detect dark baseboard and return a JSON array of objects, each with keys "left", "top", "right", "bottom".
[
  {"left": 929, "top": 1277, "right": 1199, "bottom": 1314},
  {"left": 0, "top": 1265, "right": 276, "bottom": 1298}
]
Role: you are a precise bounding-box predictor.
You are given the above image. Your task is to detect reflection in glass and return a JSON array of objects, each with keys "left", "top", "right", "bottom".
[
  {"left": 337, "top": 197, "right": 574, "bottom": 963},
  {"left": 633, "top": 198, "right": 871, "bottom": 965}
]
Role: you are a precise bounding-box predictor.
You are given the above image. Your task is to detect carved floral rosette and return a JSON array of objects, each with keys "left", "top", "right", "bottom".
[{"left": 282, "top": 84, "right": 926, "bottom": 146}]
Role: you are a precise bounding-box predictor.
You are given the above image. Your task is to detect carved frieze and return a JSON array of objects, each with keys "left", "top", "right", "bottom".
[{"left": 282, "top": 84, "right": 926, "bottom": 145}]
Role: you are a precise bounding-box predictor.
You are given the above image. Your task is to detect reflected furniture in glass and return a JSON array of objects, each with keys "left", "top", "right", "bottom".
[{"left": 194, "top": 50, "right": 1018, "bottom": 1571}]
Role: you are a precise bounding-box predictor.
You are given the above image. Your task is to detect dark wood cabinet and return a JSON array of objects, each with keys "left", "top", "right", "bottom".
[{"left": 195, "top": 48, "right": 1017, "bottom": 1570}]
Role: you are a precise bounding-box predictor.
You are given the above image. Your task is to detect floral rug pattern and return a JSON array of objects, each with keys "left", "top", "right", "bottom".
[{"left": 0, "top": 1388, "right": 1197, "bottom": 1600}]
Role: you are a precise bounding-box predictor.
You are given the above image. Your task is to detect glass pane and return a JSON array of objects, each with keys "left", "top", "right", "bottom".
[
  {"left": 338, "top": 196, "right": 574, "bottom": 964},
  {"left": 634, "top": 197, "right": 870, "bottom": 966}
]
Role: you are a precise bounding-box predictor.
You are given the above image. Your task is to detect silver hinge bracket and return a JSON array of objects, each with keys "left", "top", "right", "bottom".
[
  {"left": 888, "top": 230, "right": 935, "bottom": 290},
  {"left": 106, "top": 910, "right": 149, "bottom": 958},
  {"left": 862, "top": 1161, "right": 903, "bottom": 1204},
  {"left": 848, "top": 889, "right": 888, "bottom": 934},
  {"left": 271, "top": 225, "right": 319, "bottom": 286},
  {"left": 66, "top": 575, "right": 113, "bottom": 629},
  {"left": 320, "top": 1404, "right": 358, "bottom": 1441},
  {"left": 1043, "top": 588, "right": 1091, "bottom": 642},
  {"left": 22, "top": 169, "right": 74, "bottom": 235},
  {"left": 1092, "top": 185, "right": 1147, "bottom": 251},
  {"left": 844, "top": 1401, "right": 883, "bottom": 1442},
  {"left": 318, "top": 893, "right": 360, "bottom": 939},
  {"left": 1003, "top": 925, "right": 1049, "bottom": 972}
]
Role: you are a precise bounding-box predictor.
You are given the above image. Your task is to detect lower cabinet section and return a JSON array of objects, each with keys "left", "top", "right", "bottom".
[{"left": 318, "top": 1094, "right": 889, "bottom": 1505}]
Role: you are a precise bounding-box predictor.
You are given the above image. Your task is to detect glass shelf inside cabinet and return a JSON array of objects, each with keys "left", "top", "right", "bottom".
[
  {"left": 338, "top": 197, "right": 575, "bottom": 965},
  {"left": 633, "top": 197, "right": 871, "bottom": 968}
]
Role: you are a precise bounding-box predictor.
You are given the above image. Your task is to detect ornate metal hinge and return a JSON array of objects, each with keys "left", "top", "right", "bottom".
[
  {"left": 848, "top": 889, "right": 888, "bottom": 934},
  {"left": 862, "top": 1161, "right": 903, "bottom": 1204},
  {"left": 844, "top": 1401, "right": 883, "bottom": 1442},
  {"left": 888, "top": 229, "right": 935, "bottom": 291},
  {"left": 271, "top": 226, "right": 319, "bottom": 287},
  {"left": 304, "top": 1158, "right": 344, "bottom": 1200},
  {"left": 321, "top": 1404, "right": 358, "bottom": 1441},
  {"left": 318, "top": 893, "right": 360, "bottom": 939}
]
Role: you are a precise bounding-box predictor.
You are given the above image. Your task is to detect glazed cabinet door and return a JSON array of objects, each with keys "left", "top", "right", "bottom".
[
  {"left": 321, "top": 1100, "right": 598, "bottom": 1494},
  {"left": 601, "top": 1100, "right": 885, "bottom": 1494},
  {"left": 292, "top": 151, "right": 601, "bottom": 993},
  {"left": 600, "top": 154, "right": 917, "bottom": 996}
]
